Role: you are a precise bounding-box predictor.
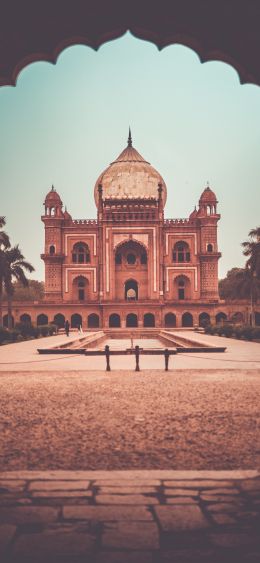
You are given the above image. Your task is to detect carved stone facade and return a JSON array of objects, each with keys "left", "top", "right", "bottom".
[
  {"left": 39, "top": 133, "right": 223, "bottom": 329},
  {"left": 4, "top": 134, "right": 257, "bottom": 330}
]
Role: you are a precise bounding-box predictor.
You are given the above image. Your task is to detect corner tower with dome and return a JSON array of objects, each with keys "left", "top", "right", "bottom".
[{"left": 40, "top": 132, "right": 222, "bottom": 329}]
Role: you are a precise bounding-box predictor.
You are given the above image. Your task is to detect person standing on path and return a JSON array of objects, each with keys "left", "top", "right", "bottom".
[{"left": 65, "top": 320, "right": 70, "bottom": 337}]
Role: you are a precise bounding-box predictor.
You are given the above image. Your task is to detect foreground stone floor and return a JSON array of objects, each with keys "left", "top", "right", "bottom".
[{"left": 0, "top": 470, "right": 259, "bottom": 562}]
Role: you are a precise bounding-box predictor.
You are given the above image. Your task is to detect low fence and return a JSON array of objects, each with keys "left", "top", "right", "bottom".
[{"left": 38, "top": 344, "right": 226, "bottom": 371}]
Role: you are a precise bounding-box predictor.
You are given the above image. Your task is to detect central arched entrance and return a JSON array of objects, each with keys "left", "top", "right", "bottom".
[
  {"left": 126, "top": 313, "right": 138, "bottom": 327},
  {"left": 125, "top": 279, "right": 138, "bottom": 300}
]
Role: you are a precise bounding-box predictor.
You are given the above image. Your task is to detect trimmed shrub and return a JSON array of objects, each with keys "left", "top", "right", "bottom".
[
  {"left": 233, "top": 326, "right": 243, "bottom": 339},
  {"left": 38, "top": 324, "right": 56, "bottom": 337},
  {"left": 15, "top": 322, "right": 34, "bottom": 338},
  {"left": 220, "top": 325, "right": 234, "bottom": 338},
  {"left": 8, "top": 329, "right": 20, "bottom": 342},
  {"left": 240, "top": 325, "right": 253, "bottom": 341}
]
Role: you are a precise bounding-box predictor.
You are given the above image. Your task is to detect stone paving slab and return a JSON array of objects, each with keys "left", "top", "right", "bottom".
[{"left": 0, "top": 470, "right": 260, "bottom": 562}]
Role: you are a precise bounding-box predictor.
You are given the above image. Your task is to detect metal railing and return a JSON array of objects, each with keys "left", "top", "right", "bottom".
[{"left": 38, "top": 344, "right": 226, "bottom": 370}]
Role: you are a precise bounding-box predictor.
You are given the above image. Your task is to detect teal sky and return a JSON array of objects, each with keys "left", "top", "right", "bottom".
[{"left": 0, "top": 32, "right": 260, "bottom": 280}]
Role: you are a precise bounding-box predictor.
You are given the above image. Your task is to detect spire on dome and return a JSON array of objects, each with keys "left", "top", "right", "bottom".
[{"left": 128, "top": 127, "right": 132, "bottom": 147}]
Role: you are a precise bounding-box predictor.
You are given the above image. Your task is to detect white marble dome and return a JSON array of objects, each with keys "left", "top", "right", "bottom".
[{"left": 94, "top": 133, "right": 167, "bottom": 207}]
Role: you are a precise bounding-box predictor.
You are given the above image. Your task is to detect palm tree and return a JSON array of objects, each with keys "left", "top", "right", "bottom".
[
  {"left": 0, "top": 217, "right": 10, "bottom": 249},
  {"left": 242, "top": 227, "right": 260, "bottom": 276},
  {"left": 241, "top": 227, "right": 260, "bottom": 326},
  {"left": 3, "top": 245, "right": 34, "bottom": 329},
  {"left": 0, "top": 217, "right": 11, "bottom": 327}
]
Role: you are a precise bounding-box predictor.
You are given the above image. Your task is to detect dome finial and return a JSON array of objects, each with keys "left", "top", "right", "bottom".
[{"left": 128, "top": 127, "right": 132, "bottom": 147}]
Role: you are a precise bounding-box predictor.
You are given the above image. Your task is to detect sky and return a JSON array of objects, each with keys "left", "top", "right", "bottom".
[{"left": 0, "top": 32, "right": 260, "bottom": 281}]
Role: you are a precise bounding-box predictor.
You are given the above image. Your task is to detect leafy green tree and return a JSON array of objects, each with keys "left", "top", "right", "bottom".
[
  {"left": 219, "top": 268, "right": 247, "bottom": 299},
  {"left": 3, "top": 245, "right": 35, "bottom": 329},
  {"left": 3, "top": 279, "right": 44, "bottom": 301}
]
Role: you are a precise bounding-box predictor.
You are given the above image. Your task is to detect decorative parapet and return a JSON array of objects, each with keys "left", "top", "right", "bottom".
[
  {"left": 72, "top": 219, "right": 97, "bottom": 225},
  {"left": 164, "top": 218, "right": 192, "bottom": 226}
]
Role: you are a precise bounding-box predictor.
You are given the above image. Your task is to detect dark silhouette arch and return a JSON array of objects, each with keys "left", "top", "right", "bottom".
[
  {"left": 199, "top": 312, "right": 210, "bottom": 327},
  {"left": 71, "top": 313, "right": 82, "bottom": 328},
  {"left": 165, "top": 312, "right": 176, "bottom": 328},
  {"left": 1, "top": 4, "right": 260, "bottom": 88},
  {"left": 216, "top": 312, "right": 227, "bottom": 324},
  {"left": 109, "top": 313, "right": 121, "bottom": 328},
  {"left": 126, "top": 313, "right": 138, "bottom": 328},
  {"left": 182, "top": 312, "right": 193, "bottom": 327},
  {"left": 88, "top": 313, "right": 100, "bottom": 328},
  {"left": 20, "top": 313, "right": 31, "bottom": 325},
  {"left": 37, "top": 313, "right": 48, "bottom": 326},
  {"left": 53, "top": 313, "right": 65, "bottom": 329},
  {"left": 231, "top": 312, "right": 244, "bottom": 324},
  {"left": 72, "top": 242, "right": 90, "bottom": 264},
  {"left": 143, "top": 313, "right": 155, "bottom": 327},
  {"left": 173, "top": 241, "right": 190, "bottom": 263}
]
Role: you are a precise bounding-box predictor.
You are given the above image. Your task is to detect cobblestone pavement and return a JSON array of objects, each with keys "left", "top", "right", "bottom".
[{"left": 0, "top": 470, "right": 259, "bottom": 562}]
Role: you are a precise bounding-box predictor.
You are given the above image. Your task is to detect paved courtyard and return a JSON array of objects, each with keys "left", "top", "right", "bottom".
[
  {"left": 0, "top": 331, "right": 260, "bottom": 370},
  {"left": 0, "top": 333, "right": 259, "bottom": 561},
  {"left": 0, "top": 470, "right": 259, "bottom": 562}
]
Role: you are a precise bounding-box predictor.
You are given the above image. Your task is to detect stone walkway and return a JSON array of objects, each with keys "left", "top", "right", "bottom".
[
  {"left": 0, "top": 470, "right": 259, "bottom": 562},
  {"left": 0, "top": 331, "right": 260, "bottom": 370}
]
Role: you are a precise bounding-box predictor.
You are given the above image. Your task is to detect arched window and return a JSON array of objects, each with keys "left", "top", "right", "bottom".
[
  {"left": 216, "top": 312, "right": 227, "bottom": 324},
  {"left": 199, "top": 312, "right": 210, "bottom": 327},
  {"left": 109, "top": 313, "right": 121, "bottom": 328},
  {"left": 178, "top": 279, "right": 185, "bottom": 300},
  {"left": 37, "top": 313, "right": 48, "bottom": 326},
  {"left": 207, "top": 243, "right": 213, "bottom": 252},
  {"left": 49, "top": 245, "right": 55, "bottom": 255},
  {"left": 88, "top": 313, "right": 100, "bottom": 328},
  {"left": 71, "top": 313, "right": 82, "bottom": 329},
  {"left": 143, "top": 313, "right": 155, "bottom": 327},
  {"left": 173, "top": 241, "right": 190, "bottom": 263},
  {"left": 126, "top": 253, "right": 136, "bottom": 265},
  {"left": 78, "top": 278, "right": 86, "bottom": 301},
  {"left": 53, "top": 313, "right": 65, "bottom": 328},
  {"left": 231, "top": 312, "right": 244, "bottom": 324},
  {"left": 72, "top": 242, "right": 90, "bottom": 264},
  {"left": 126, "top": 313, "right": 138, "bottom": 327},
  {"left": 165, "top": 312, "right": 176, "bottom": 328},
  {"left": 182, "top": 312, "right": 193, "bottom": 327},
  {"left": 125, "top": 279, "right": 138, "bottom": 300},
  {"left": 72, "top": 276, "right": 88, "bottom": 301},
  {"left": 20, "top": 313, "right": 31, "bottom": 325}
]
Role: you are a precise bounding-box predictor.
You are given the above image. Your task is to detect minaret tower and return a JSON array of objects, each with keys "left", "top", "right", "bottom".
[
  {"left": 197, "top": 184, "right": 221, "bottom": 300},
  {"left": 41, "top": 186, "right": 65, "bottom": 301}
]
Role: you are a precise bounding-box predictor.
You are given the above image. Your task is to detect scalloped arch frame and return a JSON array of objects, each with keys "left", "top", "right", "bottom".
[{"left": 0, "top": 2, "right": 260, "bottom": 88}]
